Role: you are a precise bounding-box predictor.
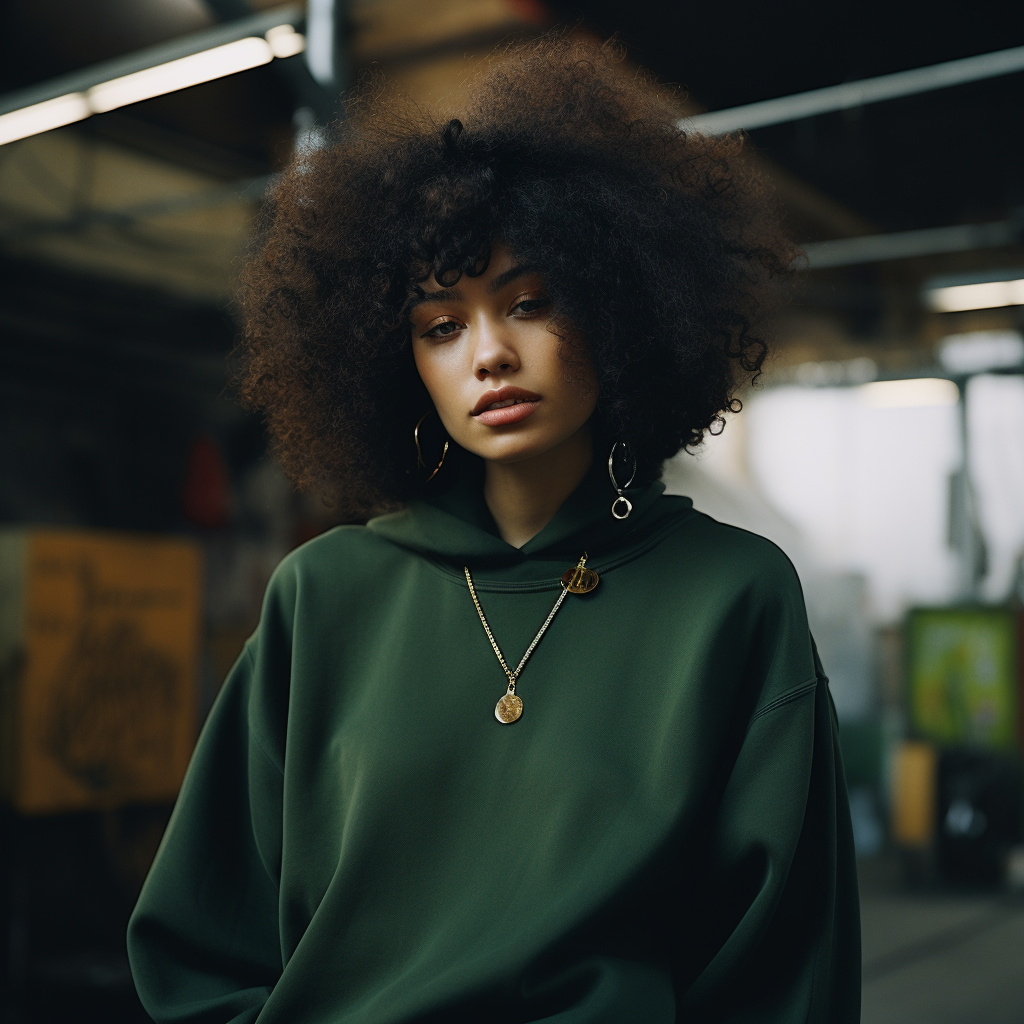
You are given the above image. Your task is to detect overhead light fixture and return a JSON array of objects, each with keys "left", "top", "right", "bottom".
[
  {"left": 87, "top": 36, "right": 274, "bottom": 113},
  {"left": 0, "top": 24, "right": 305, "bottom": 146},
  {"left": 938, "top": 330, "right": 1024, "bottom": 373},
  {"left": 265, "top": 24, "right": 306, "bottom": 59},
  {"left": 858, "top": 378, "right": 959, "bottom": 408},
  {"left": 0, "top": 93, "right": 92, "bottom": 146},
  {"left": 924, "top": 273, "right": 1024, "bottom": 313}
]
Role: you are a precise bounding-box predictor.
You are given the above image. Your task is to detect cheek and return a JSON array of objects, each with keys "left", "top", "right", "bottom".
[
  {"left": 413, "top": 344, "right": 467, "bottom": 435},
  {"left": 413, "top": 346, "right": 446, "bottom": 404},
  {"left": 539, "top": 337, "right": 598, "bottom": 410}
]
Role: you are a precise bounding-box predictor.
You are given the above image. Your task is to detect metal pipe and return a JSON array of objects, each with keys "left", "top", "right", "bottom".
[
  {"left": 684, "top": 44, "right": 1024, "bottom": 135},
  {"left": 803, "top": 221, "right": 1020, "bottom": 269}
]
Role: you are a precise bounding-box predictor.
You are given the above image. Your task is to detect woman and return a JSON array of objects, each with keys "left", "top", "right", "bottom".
[{"left": 128, "top": 36, "right": 860, "bottom": 1023}]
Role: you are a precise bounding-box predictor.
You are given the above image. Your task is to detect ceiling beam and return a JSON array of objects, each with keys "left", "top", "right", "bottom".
[
  {"left": 686, "top": 44, "right": 1024, "bottom": 134},
  {"left": 804, "top": 219, "right": 1021, "bottom": 269}
]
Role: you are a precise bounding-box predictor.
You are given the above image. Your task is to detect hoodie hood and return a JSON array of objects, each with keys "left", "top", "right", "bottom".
[{"left": 367, "top": 454, "right": 693, "bottom": 581}]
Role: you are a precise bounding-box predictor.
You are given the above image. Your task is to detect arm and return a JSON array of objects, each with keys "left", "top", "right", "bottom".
[
  {"left": 678, "top": 643, "right": 861, "bottom": 1023},
  {"left": 127, "top": 640, "right": 285, "bottom": 1024}
]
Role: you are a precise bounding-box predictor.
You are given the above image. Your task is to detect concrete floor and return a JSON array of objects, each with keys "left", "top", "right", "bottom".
[{"left": 860, "top": 859, "right": 1024, "bottom": 1023}]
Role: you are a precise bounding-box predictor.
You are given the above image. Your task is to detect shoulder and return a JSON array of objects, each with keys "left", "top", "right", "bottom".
[
  {"left": 638, "top": 504, "right": 813, "bottom": 667},
  {"left": 274, "top": 523, "right": 400, "bottom": 577},
  {"left": 259, "top": 524, "right": 405, "bottom": 622},
  {"left": 659, "top": 508, "right": 817, "bottom": 697},
  {"left": 659, "top": 504, "right": 803, "bottom": 596}
]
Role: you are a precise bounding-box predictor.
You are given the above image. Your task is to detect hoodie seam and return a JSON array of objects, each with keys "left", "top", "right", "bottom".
[{"left": 747, "top": 676, "right": 820, "bottom": 726}]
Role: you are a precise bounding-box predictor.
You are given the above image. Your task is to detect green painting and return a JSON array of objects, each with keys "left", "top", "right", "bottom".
[{"left": 908, "top": 608, "right": 1019, "bottom": 750}]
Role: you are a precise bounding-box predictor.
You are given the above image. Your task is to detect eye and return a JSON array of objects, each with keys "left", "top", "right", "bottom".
[
  {"left": 510, "top": 295, "right": 551, "bottom": 316},
  {"left": 421, "top": 317, "right": 464, "bottom": 339}
]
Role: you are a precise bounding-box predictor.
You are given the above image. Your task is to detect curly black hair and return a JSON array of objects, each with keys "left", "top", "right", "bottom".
[{"left": 237, "top": 34, "right": 796, "bottom": 515}]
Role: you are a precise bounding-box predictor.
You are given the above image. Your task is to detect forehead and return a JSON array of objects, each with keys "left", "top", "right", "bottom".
[
  {"left": 410, "top": 241, "right": 541, "bottom": 306},
  {"left": 425, "top": 239, "right": 518, "bottom": 291},
  {"left": 485, "top": 239, "right": 516, "bottom": 276}
]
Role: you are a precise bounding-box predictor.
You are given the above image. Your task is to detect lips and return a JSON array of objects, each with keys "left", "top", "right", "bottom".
[{"left": 472, "top": 386, "right": 541, "bottom": 426}]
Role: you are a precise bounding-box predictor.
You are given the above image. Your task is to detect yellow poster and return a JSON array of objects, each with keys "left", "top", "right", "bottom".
[{"left": 3, "top": 529, "right": 201, "bottom": 813}]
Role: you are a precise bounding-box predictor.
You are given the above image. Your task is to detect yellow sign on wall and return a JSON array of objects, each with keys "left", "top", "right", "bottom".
[{"left": 0, "top": 528, "right": 202, "bottom": 813}]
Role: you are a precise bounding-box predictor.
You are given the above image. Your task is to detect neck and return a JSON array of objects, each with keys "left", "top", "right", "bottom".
[{"left": 484, "top": 427, "right": 593, "bottom": 548}]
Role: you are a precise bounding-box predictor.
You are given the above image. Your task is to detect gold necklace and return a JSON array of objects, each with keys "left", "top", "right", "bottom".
[{"left": 464, "top": 552, "right": 598, "bottom": 724}]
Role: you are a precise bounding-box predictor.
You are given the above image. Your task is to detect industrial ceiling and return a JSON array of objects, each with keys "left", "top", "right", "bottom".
[{"left": 1, "top": 0, "right": 1023, "bottom": 527}]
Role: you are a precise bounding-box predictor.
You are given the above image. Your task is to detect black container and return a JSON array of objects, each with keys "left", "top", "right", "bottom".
[{"left": 936, "top": 749, "right": 1024, "bottom": 885}]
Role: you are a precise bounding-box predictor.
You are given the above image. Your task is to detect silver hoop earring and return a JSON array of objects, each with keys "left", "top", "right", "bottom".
[{"left": 608, "top": 441, "right": 636, "bottom": 520}]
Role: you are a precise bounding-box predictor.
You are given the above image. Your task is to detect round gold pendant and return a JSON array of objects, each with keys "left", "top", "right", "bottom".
[
  {"left": 561, "top": 565, "right": 600, "bottom": 594},
  {"left": 611, "top": 496, "right": 633, "bottom": 520},
  {"left": 495, "top": 692, "right": 523, "bottom": 724}
]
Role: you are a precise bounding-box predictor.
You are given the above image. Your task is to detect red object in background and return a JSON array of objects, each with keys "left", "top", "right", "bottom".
[
  {"left": 503, "top": 0, "right": 553, "bottom": 25},
  {"left": 293, "top": 519, "right": 326, "bottom": 548},
  {"left": 182, "top": 436, "right": 231, "bottom": 529}
]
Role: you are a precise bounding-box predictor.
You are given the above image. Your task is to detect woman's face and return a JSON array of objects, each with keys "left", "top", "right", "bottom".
[{"left": 410, "top": 241, "right": 598, "bottom": 467}]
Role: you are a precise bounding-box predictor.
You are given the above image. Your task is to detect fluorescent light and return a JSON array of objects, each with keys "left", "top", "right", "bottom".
[
  {"left": 0, "top": 93, "right": 91, "bottom": 145},
  {"left": 0, "top": 7, "right": 306, "bottom": 146},
  {"left": 265, "top": 25, "right": 306, "bottom": 59},
  {"left": 87, "top": 36, "right": 273, "bottom": 113},
  {"left": 938, "top": 330, "right": 1024, "bottom": 373},
  {"left": 0, "top": 22, "right": 306, "bottom": 146},
  {"left": 925, "top": 277, "right": 1024, "bottom": 312},
  {"left": 859, "top": 378, "right": 959, "bottom": 408}
]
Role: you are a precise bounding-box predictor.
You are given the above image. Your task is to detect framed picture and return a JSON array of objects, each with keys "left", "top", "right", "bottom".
[{"left": 907, "top": 607, "right": 1020, "bottom": 750}]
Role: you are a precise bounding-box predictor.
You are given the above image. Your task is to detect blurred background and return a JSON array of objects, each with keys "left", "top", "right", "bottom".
[{"left": 1, "top": 1, "right": 1023, "bottom": 1021}]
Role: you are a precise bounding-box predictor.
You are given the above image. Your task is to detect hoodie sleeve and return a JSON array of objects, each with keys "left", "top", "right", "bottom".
[
  {"left": 677, "top": 641, "right": 862, "bottom": 1023},
  {"left": 127, "top": 565, "right": 295, "bottom": 1023}
]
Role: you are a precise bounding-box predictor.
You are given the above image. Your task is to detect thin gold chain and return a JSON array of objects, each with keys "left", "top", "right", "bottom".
[{"left": 463, "top": 557, "right": 585, "bottom": 693}]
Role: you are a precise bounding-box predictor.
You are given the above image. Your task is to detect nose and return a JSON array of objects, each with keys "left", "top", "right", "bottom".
[{"left": 473, "top": 319, "right": 520, "bottom": 380}]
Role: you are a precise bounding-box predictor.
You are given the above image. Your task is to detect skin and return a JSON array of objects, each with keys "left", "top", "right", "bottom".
[{"left": 410, "top": 241, "right": 599, "bottom": 548}]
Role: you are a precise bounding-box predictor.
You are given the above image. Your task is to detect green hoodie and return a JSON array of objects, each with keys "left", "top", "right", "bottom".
[{"left": 127, "top": 462, "right": 860, "bottom": 1023}]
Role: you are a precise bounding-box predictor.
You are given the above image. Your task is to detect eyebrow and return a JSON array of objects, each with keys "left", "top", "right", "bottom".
[
  {"left": 409, "top": 287, "right": 462, "bottom": 308},
  {"left": 488, "top": 264, "right": 538, "bottom": 293},
  {"left": 408, "top": 265, "right": 540, "bottom": 310}
]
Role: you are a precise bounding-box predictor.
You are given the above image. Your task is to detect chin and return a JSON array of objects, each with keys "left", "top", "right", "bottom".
[
  {"left": 474, "top": 445, "right": 545, "bottom": 466},
  {"left": 473, "top": 434, "right": 573, "bottom": 466}
]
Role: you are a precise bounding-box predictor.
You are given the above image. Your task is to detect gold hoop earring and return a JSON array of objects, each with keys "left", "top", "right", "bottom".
[{"left": 414, "top": 411, "right": 449, "bottom": 482}]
